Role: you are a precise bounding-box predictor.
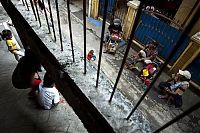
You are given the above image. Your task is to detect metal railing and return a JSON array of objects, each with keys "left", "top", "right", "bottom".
[
  {"left": 0, "top": 0, "right": 114, "bottom": 132},
  {"left": 1, "top": 0, "right": 200, "bottom": 132}
]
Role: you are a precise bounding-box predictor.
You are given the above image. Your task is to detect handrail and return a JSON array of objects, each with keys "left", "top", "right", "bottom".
[{"left": 0, "top": 0, "right": 115, "bottom": 133}]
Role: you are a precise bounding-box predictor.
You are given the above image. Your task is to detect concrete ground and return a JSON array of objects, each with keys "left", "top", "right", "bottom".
[
  {"left": 0, "top": 4, "right": 88, "bottom": 133},
  {"left": 68, "top": 1, "right": 200, "bottom": 132},
  {"left": 0, "top": 36, "right": 87, "bottom": 132},
  {"left": 0, "top": 0, "right": 199, "bottom": 133}
]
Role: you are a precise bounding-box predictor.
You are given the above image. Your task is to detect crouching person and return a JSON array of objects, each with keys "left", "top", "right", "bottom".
[
  {"left": 158, "top": 70, "right": 191, "bottom": 108},
  {"left": 37, "top": 72, "right": 60, "bottom": 110}
]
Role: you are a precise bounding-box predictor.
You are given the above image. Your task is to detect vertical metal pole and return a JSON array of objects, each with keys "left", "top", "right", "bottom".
[
  {"left": 154, "top": 101, "right": 200, "bottom": 133},
  {"left": 34, "top": 1, "right": 42, "bottom": 27},
  {"left": 96, "top": 0, "right": 109, "bottom": 88},
  {"left": 47, "top": 0, "right": 56, "bottom": 41},
  {"left": 42, "top": 0, "right": 51, "bottom": 33},
  {"left": 126, "top": 6, "right": 200, "bottom": 120},
  {"left": 29, "top": 0, "right": 37, "bottom": 21},
  {"left": 83, "top": 0, "right": 87, "bottom": 74},
  {"left": 55, "top": 0, "right": 63, "bottom": 51},
  {"left": 108, "top": 1, "right": 144, "bottom": 102},
  {"left": 24, "top": 0, "right": 29, "bottom": 11},
  {"left": 66, "top": 0, "right": 75, "bottom": 62},
  {"left": 21, "top": 0, "right": 25, "bottom": 6}
]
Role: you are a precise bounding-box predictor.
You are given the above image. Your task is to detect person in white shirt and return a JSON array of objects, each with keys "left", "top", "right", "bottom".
[{"left": 37, "top": 72, "right": 60, "bottom": 110}]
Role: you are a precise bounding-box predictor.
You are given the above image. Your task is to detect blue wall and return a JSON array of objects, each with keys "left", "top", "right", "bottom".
[
  {"left": 134, "top": 12, "right": 189, "bottom": 64},
  {"left": 187, "top": 54, "right": 200, "bottom": 85},
  {"left": 99, "top": 0, "right": 116, "bottom": 15}
]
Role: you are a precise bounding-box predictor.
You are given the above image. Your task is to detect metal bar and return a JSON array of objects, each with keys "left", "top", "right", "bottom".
[
  {"left": 29, "top": 0, "right": 37, "bottom": 21},
  {"left": 21, "top": 0, "right": 25, "bottom": 6},
  {"left": 24, "top": 0, "right": 29, "bottom": 11},
  {"left": 47, "top": 0, "right": 56, "bottom": 41},
  {"left": 0, "top": 1, "right": 115, "bottom": 132},
  {"left": 66, "top": 0, "right": 75, "bottom": 62},
  {"left": 95, "top": 0, "right": 109, "bottom": 88},
  {"left": 83, "top": 0, "right": 87, "bottom": 74},
  {"left": 108, "top": 0, "right": 144, "bottom": 102},
  {"left": 34, "top": 1, "right": 41, "bottom": 27},
  {"left": 154, "top": 101, "right": 200, "bottom": 133},
  {"left": 126, "top": 5, "right": 200, "bottom": 120},
  {"left": 42, "top": 0, "right": 51, "bottom": 33},
  {"left": 55, "top": 0, "right": 63, "bottom": 51}
]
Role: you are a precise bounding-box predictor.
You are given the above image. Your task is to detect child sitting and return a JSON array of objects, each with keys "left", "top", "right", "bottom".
[
  {"left": 37, "top": 72, "right": 60, "bottom": 110},
  {"left": 87, "top": 50, "right": 96, "bottom": 61},
  {"left": 137, "top": 62, "right": 159, "bottom": 89}
]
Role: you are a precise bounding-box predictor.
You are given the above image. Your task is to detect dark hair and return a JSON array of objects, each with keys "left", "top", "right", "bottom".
[
  {"left": 1, "top": 29, "right": 12, "bottom": 39},
  {"left": 152, "top": 41, "right": 159, "bottom": 47},
  {"left": 43, "top": 72, "right": 54, "bottom": 87}
]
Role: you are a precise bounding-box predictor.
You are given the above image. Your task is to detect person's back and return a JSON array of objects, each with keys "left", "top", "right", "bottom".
[
  {"left": 19, "top": 49, "right": 41, "bottom": 87},
  {"left": 38, "top": 85, "right": 59, "bottom": 109},
  {"left": 37, "top": 72, "right": 60, "bottom": 110}
]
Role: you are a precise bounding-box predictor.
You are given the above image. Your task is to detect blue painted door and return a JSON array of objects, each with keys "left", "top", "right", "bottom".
[
  {"left": 99, "top": 0, "right": 116, "bottom": 17},
  {"left": 134, "top": 12, "right": 189, "bottom": 64}
]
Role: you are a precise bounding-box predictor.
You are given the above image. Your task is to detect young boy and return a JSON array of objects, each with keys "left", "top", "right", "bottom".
[
  {"left": 1, "top": 29, "right": 24, "bottom": 61},
  {"left": 37, "top": 72, "right": 60, "bottom": 110}
]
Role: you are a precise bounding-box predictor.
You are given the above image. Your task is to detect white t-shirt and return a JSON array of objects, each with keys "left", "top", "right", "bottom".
[{"left": 38, "top": 84, "right": 60, "bottom": 110}]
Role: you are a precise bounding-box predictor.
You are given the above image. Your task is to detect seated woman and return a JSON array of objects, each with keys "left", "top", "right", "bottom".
[
  {"left": 126, "top": 41, "right": 158, "bottom": 69},
  {"left": 37, "top": 72, "right": 60, "bottom": 110},
  {"left": 158, "top": 70, "right": 191, "bottom": 108},
  {"left": 103, "top": 19, "right": 122, "bottom": 53}
]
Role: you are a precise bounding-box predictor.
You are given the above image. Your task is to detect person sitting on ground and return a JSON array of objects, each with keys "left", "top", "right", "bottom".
[
  {"left": 158, "top": 70, "right": 191, "bottom": 107},
  {"left": 1, "top": 29, "right": 24, "bottom": 61},
  {"left": 137, "top": 62, "right": 159, "bottom": 88},
  {"left": 87, "top": 50, "right": 96, "bottom": 61},
  {"left": 103, "top": 18, "right": 122, "bottom": 53},
  {"left": 37, "top": 72, "right": 60, "bottom": 110},
  {"left": 126, "top": 41, "right": 158, "bottom": 69}
]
